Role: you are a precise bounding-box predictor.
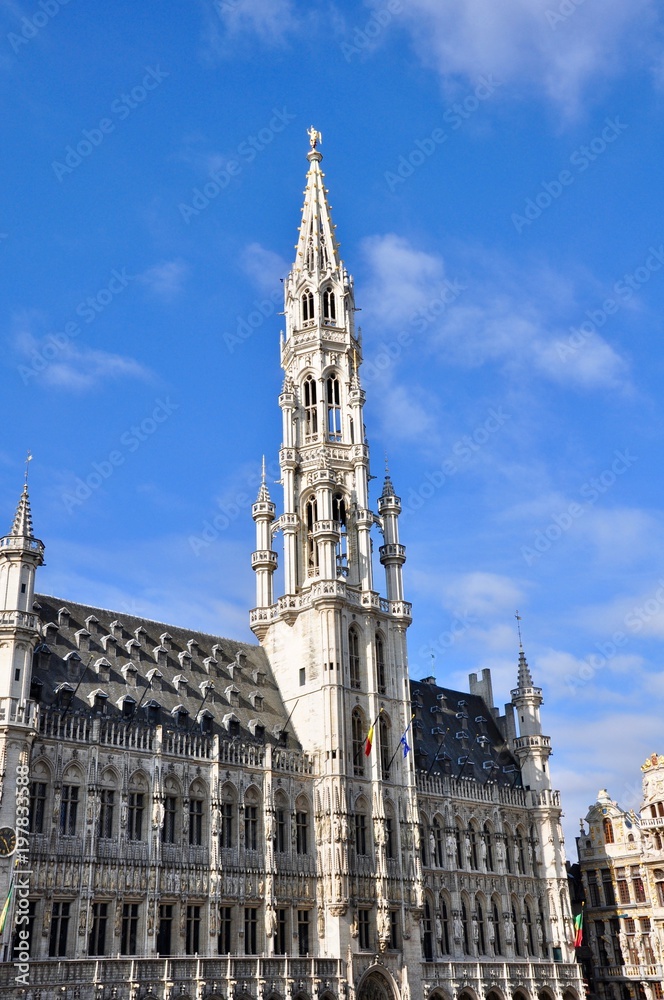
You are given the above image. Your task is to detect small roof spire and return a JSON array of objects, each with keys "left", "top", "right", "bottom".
[
  {"left": 9, "top": 453, "right": 36, "bottom": 539},
  {"left": 256, "top": 456, "right": 271, "bottom": 503},
  {"left": 514, "top": 611, "right": 534, "bottom": 689},
  {"left": 381, "top": 456, "right": 396, "bottom": 498}
]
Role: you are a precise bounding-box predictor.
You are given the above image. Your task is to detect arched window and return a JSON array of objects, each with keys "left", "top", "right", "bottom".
[
  {"left": 161, "top": 776, "right": 181, "bottom": 845},
  {"left": 303, "top": 376, "right": 318, "bottom": 438},
  {"left": 60, "top": 766, "right": 82, "bottom": 837},
  {"left": 188, "top": 779, "right": 206, "bottom": 847},
  {"left": 295, "top": 795, "right": 310, "bottom": 855},
  {"left": 469, "top": 824, "right": 479, "bottom": 870},
  {"left": 433, "top": 818, "right": 444, "bottom": 867},
  {"left": 516, "top": 828, "right": 527, "bottom": 873},
  {"left": 422, "top": 898, "right": 433, "bottom": 961},
  {"left": 492, "top": 899, "right": 502, "bottom": 955},
  {"left": 512, "top": 903, "right": 522, "bottom": 956},
  {"left": 326, "top": 375, "right": 341, "bottom": 441},
  {"left": 476, "top": 898, "right": 486, "bottom": 955},
  {"left": 305, "top": 496, "right": 319, "bottom": 576},
  {"left": 461, "top": 899, "right": 470, "bottom": 954},
  {"left": 455, "top": 823, "right": 464, "bottom": 869},
  {"left": 504, "top": 828, "right": 513, "bottom": 873},
  {"left": 98, "top": 769, "right": 116, "bottom": 840},
  {"left": 483, "top": 822, "right": 494, "bottom": 871},
  {"left": 302, "top": 290, "right": 314, "bottom": 323},
  {"left": 333, "top": 491, "right": 348, "bottom": 576},
  {"left": 603, "top": 818, "right": 615, "bottom": 844},
  {"left": 244, "top": 787, "right": 261, "bottom": 852},
  {"left": 353, "top": 797, "right": 370, "bottom": 857},
  {"left": 439, "top": 895, "right": 451, "bottom": 954},
  {"left": 323, "top": 288, "right": 336, "bottom": 322},
  {"left": 379, "top": 715, "right": 390, "bottom": 781},
  {"left": 128, "top": 771, "right": 148, "bottom": 842},
  {"left": 349, "top": 626, "right": 361, "bottom": 689},
  {"left": 525, "top": 903, "right": 536, "bottom": 956},
  {"left": 375, "top": 632, "right": 386, "bottom": 694},
  {"left": 220, "top": 783, "right": 236, "bottom": 850},
  {"left": 352, "top": 709, "right": 365, "bottom": 777}
]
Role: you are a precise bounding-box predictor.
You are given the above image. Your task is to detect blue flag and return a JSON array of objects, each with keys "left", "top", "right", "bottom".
[{"left": 400, "top": 734, "right": 411, "bottom": 758}]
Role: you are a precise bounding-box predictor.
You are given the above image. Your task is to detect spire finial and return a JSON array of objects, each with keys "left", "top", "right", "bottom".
[
  {"left": 515, "top": 610, "right": 523, "bottom": 650},
  {"left": 385, "top": 453, "right": 390, "bottom": 476},
  {"left": 261, "top": 455, "right": 266, "bottom": 486},
  {"left": 24, "top": 450, "right": 32, "bottom": 487},
  {"left": 307, "top": 126, "right": 322, "bottom": 150}
]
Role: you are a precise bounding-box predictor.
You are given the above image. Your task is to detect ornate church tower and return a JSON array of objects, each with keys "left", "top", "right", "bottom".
[{"left": 250, "top": 130, "right": 424, "bottom": 988}]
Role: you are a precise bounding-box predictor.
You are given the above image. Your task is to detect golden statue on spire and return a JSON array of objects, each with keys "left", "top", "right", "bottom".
[{"left": 307, "top": 126, "right": 322, "bottom": 150}]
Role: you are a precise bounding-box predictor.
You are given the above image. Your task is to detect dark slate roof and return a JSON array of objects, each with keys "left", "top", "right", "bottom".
[
  {"left": 409, "top": 678, "right": 522, "bottom": 788},
  {"left": 32, "top": 594, "right": 296, "bottom": 747}
]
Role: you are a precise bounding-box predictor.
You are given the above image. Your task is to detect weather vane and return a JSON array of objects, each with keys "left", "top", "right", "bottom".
[
  {"left": 307, "top": 126, "right": 322, "bottom": 150},
  {"left": 515, "top": 610, "right": 523, "bottom": 649},
  {"left": 25, "top": 450, "right": 32, "bottom": 485}
]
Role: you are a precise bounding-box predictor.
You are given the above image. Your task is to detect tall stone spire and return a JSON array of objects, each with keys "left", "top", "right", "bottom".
[
  {"left": 10, "top": 453, "right": 36, "bottom": 539},
  {"left": 293, "top": 127, "right": 341, "bottom": 278}
]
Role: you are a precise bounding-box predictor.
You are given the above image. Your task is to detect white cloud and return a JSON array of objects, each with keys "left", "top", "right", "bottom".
[
  {"left": 397, "top": 0, "right": 660, "bottom": 116},
  {"left": 202, "top": 0, "right": 299, "bottom": 55},
  {"left": 139, "top": 259, "right": 189, "bottom": 299},
  {"left": 360, "top": 234, "right": 631, "bottom": 391},
  {"left": 442, "top": 570, "right": 524, "bottom": 618},
  {"left": 11, "top": 313, "right": 152, "bottom": 392}
]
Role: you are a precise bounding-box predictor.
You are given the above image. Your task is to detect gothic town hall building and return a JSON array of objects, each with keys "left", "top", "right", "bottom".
[{"left": 0, "top": 135, "right": 584, "bottom": 1000}]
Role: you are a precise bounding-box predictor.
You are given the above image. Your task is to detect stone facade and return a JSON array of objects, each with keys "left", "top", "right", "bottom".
[
  {"left": 577, "top": 757, "right": 664, "bottom": 999},
  {"left": 0, "top": 134, "right": 584, "bottom": 1000}
]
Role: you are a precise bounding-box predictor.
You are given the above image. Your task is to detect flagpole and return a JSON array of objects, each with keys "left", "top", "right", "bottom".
[
  {"left": 354, "top": 707, "right": 383, "bottom": 766},
  {"left": 385, "top": 713, "right": 416, "bottom": 773}
]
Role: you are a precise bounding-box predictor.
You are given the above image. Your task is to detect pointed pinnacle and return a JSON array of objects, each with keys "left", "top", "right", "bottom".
[
  {"left": 257, "top": 457, "right": 271, "bottom": 503},
  {"left": 10, "top": 482, "right": 35, "bottom": 539}
]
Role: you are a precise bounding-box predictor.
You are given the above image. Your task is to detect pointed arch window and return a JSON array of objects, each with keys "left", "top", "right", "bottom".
[
  {"left": 302, "top": 289, "right": 314, "bottom": 324},
  {"left": 349, "top": 626, "right": 361, "bottom": 689},
  {"left": 323, "top": 288, "right": 336, "bottom": 323},
  {"left": 461, "top": 900, "right": 470, "bottom": 954},
  {"left": 375, "top": 632, "right": 386, "bottom": 694},
  {"left": 516, "top": 828, "right": 527, "bottom": 873},
  {"left": 476, "top": 898, "right": 486, "bottom": 955},
  {"left": 492, "top": 900, "right": 502, "bottom": 955},
  {"left": 512, "top": 903, "right": 522, "bottom": 956},
  {"left": 305, "top": 496, "right": 319, "bottom": 577},
  {"left": 483, "top": 823, "right": 494, "bottom": 871},
  {"left": 326, "top": 375, "right": 341, "bottom": 441},
  {"left": 352, "top": 709, "right": 365, "bottom": 777},
  {"left": 379, "top": 715, "right": 390, "bottom": 781},
  {"left": 333, "top": 491, "right": 348, "bottom": 576},
  {"left": 440, "top": 896, "right": 451, "bottom": 954},
  {"left": 525, "top": 903, "right": 535, "bottom": 956},
  {"left": 303, "top": 376, "right": 318, "bottom": 439},
  {"left": 422, "top": 898, "right": 433, "bottom": 961}
]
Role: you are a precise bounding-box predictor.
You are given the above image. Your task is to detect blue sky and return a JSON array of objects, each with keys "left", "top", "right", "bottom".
[{"left": 2, "top": 0, "right": 664, "bottom": 844}]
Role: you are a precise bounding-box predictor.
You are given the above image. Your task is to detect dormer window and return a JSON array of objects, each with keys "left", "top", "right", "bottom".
[
  {"left": 101, "top": 634, "right": 118, "bottom": 654},
  {"left": 30, "top": 677, "right": 43, "bottom": 701},
  {"left": 94, "top": 657, "right": 112, "bottom": 683},
  {"left": 57, "top": 607, "right": 70, "bottom": 627},
  {"left": 323, "top": 288, "right": 336, "bottom": 322},
  {"left": 198, "top": 710, "right": 213, "bottom": 735},
  {"left": 85, "top": 615, "right": 99, "bottom": 635},
  {"left": 63, "top": 650, "right": 82, "bottom": 680},
  {"left": 125, "top": 638, "right": 141, "bottom": 657},
  {"left": 172, "top": 705, "right": 189, "bottom": 728},
  {"left": 109, "top": 620, "right": 123, "bottom": 638},
  {"left": 223, "top": 713, "right": 240, "bottom": 735},
  {"left": 200, "top": 680, "right": 215, "bottom": 703},
  {"left": 212, "top": 644, "right": 223, "bottom": 659},
  {"left": 144, "top": 700, "right": 160, "bottom": 725},
  {"left": 122, "top": 663, "right": 138, "bottom": 687},
  {"left": 160, "top": 632, "right": 173, "bottom": 651},
  {"left": 55, "top": 682, "right": 74, "bottom": 709},
  {"left": 249, "top": 691, "right": 264, "bottom": 711},
  {"left": 203, "top": 657, "right": 218, "bottom": 675},
  {"left": 75, "top": 629, "right": 91, "bottom": 652},
  {"left": 302, "top": 289, "right": 314, "bottom": 324},
  {"left": 152, "top": 645, "right": 167, "bottom": 666},
  {"left": 147, "top": 668, "right": 163, "bottom": 692},
  {"left": 173, "top": 675, "right": 187, "bottom": 696},
  {"left": 43, "top": 621, "right": 59, "bottom": 640},
  {"left": 178, "top": 650, "right": 192, "bottom": 668},
  {"left": 89, "top": 689, "right": 109, "bottom": 715},
  {"left": 249, "top": 719, "right": 265, "bottom": 741},
  {"left": 225, "top": 684, "right": 240, "bottom": 708},
  {"left": 252, "top": 669, "right": 265, "bottom": 686},
  {"left": 119, "top": 695, "right": 136, "bottom": 720},
  {"left": 134, "top": 626, "right": 148, "bottom": 645},
  {"left": 187, "top": 638, "right": 198, "bottom": 656}
]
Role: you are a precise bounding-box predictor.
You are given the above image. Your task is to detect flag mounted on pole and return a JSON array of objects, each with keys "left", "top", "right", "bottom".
[
  {"left": 364, "top": 708, "right": 383, "bottom": 757},
  {"left": 573, "top": 905, "right": 583, "bottom": 948},
  {"left": 0, "top": 877, "right": 13, "bottom": 935},
  {"left": 400, "top": 713, "right": 415, "bottom": 758}
]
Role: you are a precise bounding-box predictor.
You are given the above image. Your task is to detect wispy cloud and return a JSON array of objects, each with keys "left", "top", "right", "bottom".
[
  {"left": 396, "top": 0, "right": 661, "bottom": 116},
  {"left": 139, "top": 259, "right": 189, "bottom": 300},
  {"left": 201, "top": 0, "right": 300, "bottom": 57},
  {"left": 241, "top": 242, "right": 288, "bottom": 294}
]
